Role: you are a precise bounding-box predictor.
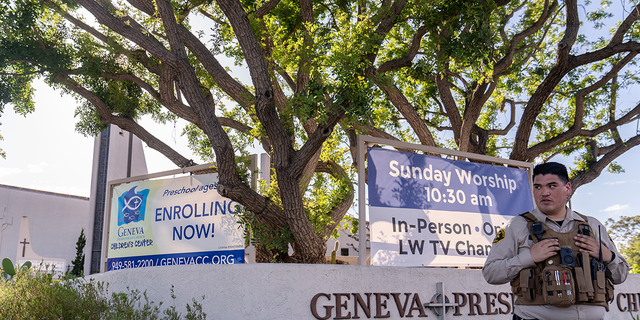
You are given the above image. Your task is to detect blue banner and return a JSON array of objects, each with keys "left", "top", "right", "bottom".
[
  {"left": 368, "top": 147, "right": 534, "bottom": 266},
  {"left": 107, "top": 249, "right": 245, "bottom": 271},
  {"left": 368, "top": 148, "right": 533, "bottom": 216}
]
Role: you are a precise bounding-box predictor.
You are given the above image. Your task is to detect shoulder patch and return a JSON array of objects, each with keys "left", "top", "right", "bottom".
[{"left": 492, "top": 228, "right": 506, "bottom": 244}]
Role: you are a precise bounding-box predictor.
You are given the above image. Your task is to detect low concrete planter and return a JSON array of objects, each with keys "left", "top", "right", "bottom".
[{"left": 88, "top": 264, "right": 639, "bottom": 319}]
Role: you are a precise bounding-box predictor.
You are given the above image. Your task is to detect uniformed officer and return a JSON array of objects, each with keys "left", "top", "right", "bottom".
[{"left": 482, "top": 162, "right": 629, "bottom": 320}]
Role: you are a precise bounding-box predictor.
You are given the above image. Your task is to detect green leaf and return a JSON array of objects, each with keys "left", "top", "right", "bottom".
[
  {"left": 20, "top": 260, "right": 32, "bottom": 272},
  {"left": 2, "top": 257, "right": 16, "bottom": 276}
]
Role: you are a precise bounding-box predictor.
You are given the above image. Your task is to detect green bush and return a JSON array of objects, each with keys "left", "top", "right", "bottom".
[{"left": 0, "top": 263, "right": 206, "bottom": 320}]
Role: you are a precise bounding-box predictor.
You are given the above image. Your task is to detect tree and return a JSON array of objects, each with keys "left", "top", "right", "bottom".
[
  {"left": 70, "top": 228, "right": 86, "bottom": 277},
  {"left": 607, "top": 215, "right": 640, "bottom": 273},
  {"left": 1, "top": 0, "right": 639, "bottom": 263}
]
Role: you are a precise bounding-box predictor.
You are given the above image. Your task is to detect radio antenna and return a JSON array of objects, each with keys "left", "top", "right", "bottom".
[{"left": 598, "top": 225, "right": 604, "bottom": 268}]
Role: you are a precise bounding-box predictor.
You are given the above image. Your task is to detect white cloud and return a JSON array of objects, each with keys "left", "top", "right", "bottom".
[
  {"left": 601, "top": 204, "right": 630, "bottom": 212},
  {"left": 604, "top": 181, "right": 628, "bottom": 185},
  {"left": 27, "top": 163, "right": 45, "bottom": 173},
  {"left": 0, "top": 167, "right": 23, "bottom": 179}
]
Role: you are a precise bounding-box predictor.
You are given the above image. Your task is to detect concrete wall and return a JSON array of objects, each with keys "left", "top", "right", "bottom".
[
  {"left": 0, "top": 185, "right": 89, "bottom": 269},
  {"left": 88, "top": 264, "right": 640, "bottom": 320}
]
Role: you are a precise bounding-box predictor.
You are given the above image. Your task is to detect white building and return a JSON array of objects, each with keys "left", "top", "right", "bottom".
[
  {"left": 324, "top": 220, "right": 370, "bottom": 265},
  {"left": 0, "top": 184, "right": 89, "bottom": 276},
  {"left": 0, "top": 125, "right": 147, "bottom": 275}
]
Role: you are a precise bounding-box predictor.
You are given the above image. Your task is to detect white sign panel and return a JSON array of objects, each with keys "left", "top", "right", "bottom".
[{"left": 107, "top": 173, "right": 244, "bottom": 271}]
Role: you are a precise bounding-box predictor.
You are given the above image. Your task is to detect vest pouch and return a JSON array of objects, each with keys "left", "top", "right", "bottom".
[
  {"left": 573, "top": 267, "right": 589, "bottom": 302},
  {"left": 542, "top": 264, "right": 575, "bottom": 308},
  {"left": 592, "top": 269, "right": 606, "bottom": 303},
  {"left": 580, "top": 252, "right": 595, "bottom": 300},
  {"left": 510, "top": 270, "right": 522, "bottom": 297},
  {"left": 512, "top": 268, "right": 538, "bottom": 301},
  {"left": 605, "top": 276, "right": 615, "bottom": 305}
]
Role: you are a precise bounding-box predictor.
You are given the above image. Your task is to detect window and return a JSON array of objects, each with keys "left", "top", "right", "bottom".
[{"left": 341, "top": 248, "right": 349, "bottom": 256}]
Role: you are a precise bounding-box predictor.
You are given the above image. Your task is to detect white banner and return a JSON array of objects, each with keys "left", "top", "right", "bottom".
[
  {"left": 370, "top": 207, "right": 510, "bottom": 266},
  {"left": 107, "top": 173, "right": 244, "bottom": 271}
]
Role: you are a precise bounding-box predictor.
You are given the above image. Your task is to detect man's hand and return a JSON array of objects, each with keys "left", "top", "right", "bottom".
[
  {"left": 574, "top": 234, "right": 613, "bottom": 263},
  {"left": 530, "top": 238, "right": 560, "bottom": 263}
]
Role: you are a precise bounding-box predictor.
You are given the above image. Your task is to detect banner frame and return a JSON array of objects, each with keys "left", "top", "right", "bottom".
[
  {"left": 356, "top": 135, "right": 534, "bottom": 266},
  {"left": 101, "top": 163, "right": 217, "bottom": 273}
]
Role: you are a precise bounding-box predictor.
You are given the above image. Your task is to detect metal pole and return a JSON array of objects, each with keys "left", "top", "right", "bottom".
[{"left": 357, "top": 136, "right": 367, "bottom": 265}]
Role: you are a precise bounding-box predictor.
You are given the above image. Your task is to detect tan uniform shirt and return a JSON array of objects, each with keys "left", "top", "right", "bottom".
[{"left": 482, "top": 207, "right": 629, "bottom": 320}]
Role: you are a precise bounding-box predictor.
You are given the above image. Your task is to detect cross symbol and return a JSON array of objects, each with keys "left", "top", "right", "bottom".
[
  {"left": 423, "top": 282, "right": 458, "bottom": 320},
  {"left": 20, "top": 238, "right": 29, "bottom": 257}
]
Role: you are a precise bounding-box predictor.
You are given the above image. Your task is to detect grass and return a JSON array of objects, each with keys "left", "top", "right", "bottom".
[{"left": 0, "top": 267, "right": 206, "bottom": 320}]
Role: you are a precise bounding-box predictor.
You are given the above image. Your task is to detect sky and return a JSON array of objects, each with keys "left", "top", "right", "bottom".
[
  {"left": 1, "top": 2, "right": 639, "bottom": 233},
  {"left": 0, "top": 80, "right": 198, "bottom": 196}
]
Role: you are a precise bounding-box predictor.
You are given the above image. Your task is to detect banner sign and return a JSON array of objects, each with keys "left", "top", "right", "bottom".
[
  {"left": 19, "top": 259, "right": 66, "bottom": 278},
  {"left": 368, "top": 148, "right": 533, "bottom": 267},
  {"left": 107, "top": 173, "right": 244, "bottom": 271}
]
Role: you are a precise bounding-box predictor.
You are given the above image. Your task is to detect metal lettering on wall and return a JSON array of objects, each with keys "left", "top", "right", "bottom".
[
  {"left": 310, "top": 287, "right": 640, "bottom": 319},
  {"left": 616, "top": 293, "right": 640, "bottom": 312},
  {"left": 309, "top": 281, "right": 516, "bottom": 320}
]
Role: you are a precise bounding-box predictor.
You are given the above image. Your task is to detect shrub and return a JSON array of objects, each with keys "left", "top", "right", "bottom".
[
  {"left": 0, "top": 262, "right": 206, "bottom": 319},
  {"left": 70, "top": 228, "right": 87, "bottom": 277}
]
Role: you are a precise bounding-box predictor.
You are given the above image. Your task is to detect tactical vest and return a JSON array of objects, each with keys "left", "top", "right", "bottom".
[{"left": 510, "top": 212, "right": 614, "bottom": 309}]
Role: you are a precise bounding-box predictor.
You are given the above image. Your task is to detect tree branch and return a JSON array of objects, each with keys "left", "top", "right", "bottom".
[
  {"left": 494, "top": 0, "right": 558, "bottom": 75},
  {"left": 511, "top": 0, "right": 580, "bottom": 161},
  {"left": 57, "top": 74, "right": 194, "bottom": 167},
  {"left": 525, "top": 53, "right": 637, "bottom": 160},
  {"left": 100, "top": 71, "right": 200, "bottom": 125},
  {"left": 75, "top": 0, "right": 176, "bottom": 63},
  {"left": 542, "top": 143, "right": 583, "bottom": 162},
  {"left": 179, "top": 25, "right": 254, "bottom": 108},
  {"left": 373, "top": 75, "right": 436, "bottom": 146},
  {"left": 316, "top": 160, "right": 355, "bottom": 237},
  {"left": 487, "top": 99, "right": 520, "bottom": 135},
  {"left": 609, "top": 2, "right": 640, "bottom": 45},
  {"left": 351, "top": 123, "right": 415, "bottom": 153},
  {"left": 571, "top": 134, "right": 640, "bottom": 192},
  {"left": 435, "top": 67, "right": 463, "bottom": 145},
  {"left": 377, "top": 26, "right": 427, "bottom": 73},
  {"left": 254, "top": 0, "right": 282, "bottom": 18}
]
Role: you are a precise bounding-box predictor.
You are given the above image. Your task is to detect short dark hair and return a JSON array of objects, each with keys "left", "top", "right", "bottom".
[{"left": 533, "top": 162, "right": 569, "bottom": 185}]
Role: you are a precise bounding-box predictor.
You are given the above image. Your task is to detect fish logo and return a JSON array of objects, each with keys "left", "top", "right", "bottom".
[{"left": 118, "top": 186, "right": 150, "bottom": 226}]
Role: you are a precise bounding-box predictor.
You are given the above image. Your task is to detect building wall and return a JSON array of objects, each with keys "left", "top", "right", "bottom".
[
  {"left": 105, "top": 126, "right": 149, "bottom": 180},
  {"left": 0, "top": 185, "right": 89, "bottom": 270},
  {"left": 87, "top": 125, "right": 148, "bottom": 274},
  {"left": 89, "top": 264, "right": 640, "bottom": 320}
]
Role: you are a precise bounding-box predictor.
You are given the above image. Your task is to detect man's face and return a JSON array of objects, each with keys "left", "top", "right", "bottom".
[{"left": 533, "top": 174, "right": 571, "bottom": 217}]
